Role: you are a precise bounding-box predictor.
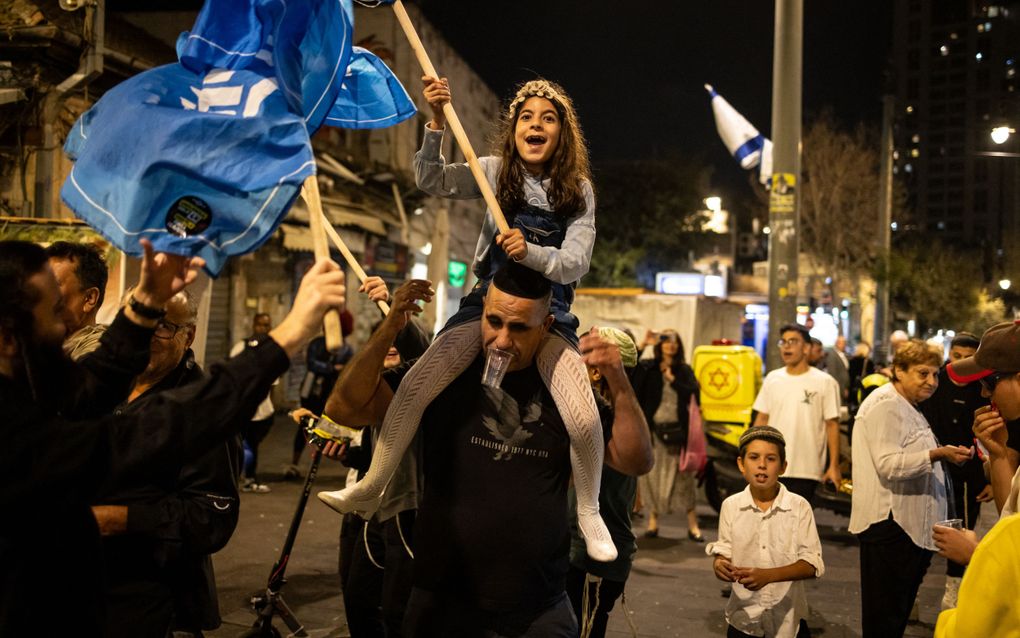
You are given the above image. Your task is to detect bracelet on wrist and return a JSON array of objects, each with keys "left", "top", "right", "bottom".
[{"left": 128, "top": 294, "right": 167, "bottom": 320}]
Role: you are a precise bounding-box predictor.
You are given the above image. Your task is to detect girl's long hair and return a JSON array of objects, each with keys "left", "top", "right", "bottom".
[{"left": 492, "top": 79, "right": 593, "bottom": 218}]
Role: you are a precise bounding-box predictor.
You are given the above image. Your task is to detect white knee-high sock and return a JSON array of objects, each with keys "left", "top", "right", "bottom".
[
  {"left": 535, "top": 334, "right": 618, "bottom": 562},
  {"left": 319, "top": 321, "right": 481, "bottom": 515}
]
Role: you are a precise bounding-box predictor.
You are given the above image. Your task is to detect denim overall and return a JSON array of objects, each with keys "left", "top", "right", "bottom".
[{"left": 443, "top": 203, "right": 580, "bottom": 345}]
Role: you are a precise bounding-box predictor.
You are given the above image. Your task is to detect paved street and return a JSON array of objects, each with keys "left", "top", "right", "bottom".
[{"left": 208, "top": 416, "right": 992, "bottom": 637}]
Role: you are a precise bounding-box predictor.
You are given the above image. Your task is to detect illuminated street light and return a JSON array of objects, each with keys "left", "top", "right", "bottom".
[
  {"left": 991, "top": 126, "right": 1014, "bottom": 145},
  {"left": 704, "top": 196, "right": 722, "bottom": 212},
  {"left": 1001, "top": 278, "right": 1012, "bottom": 290}
]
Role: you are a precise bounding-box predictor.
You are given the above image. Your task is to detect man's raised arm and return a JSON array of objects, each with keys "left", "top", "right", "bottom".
[
  {"left": 580, "top": 330, "right": 654, "bottom": 476},
  {"left": 323, "top": 279, "right": 434, "bottom": 426}
]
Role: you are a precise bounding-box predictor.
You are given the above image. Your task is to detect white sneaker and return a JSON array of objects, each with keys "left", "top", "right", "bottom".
[
  {"left": 241, "top": 479, "right": 271, "bottom": 494},
  {"left": 942, "top": 575, "right": 962, "bottom": 610}
]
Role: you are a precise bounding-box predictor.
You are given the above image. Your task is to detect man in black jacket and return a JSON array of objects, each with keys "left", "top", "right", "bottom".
[
  {"left": 0, "top": 239, "right": 346, "bottom": 638},
  {"left": 93, "top": 290, "right": 242, "bottom": 637}
]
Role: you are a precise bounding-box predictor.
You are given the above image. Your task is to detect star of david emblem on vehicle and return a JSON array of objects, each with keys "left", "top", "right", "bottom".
[
  {"left": 709, "top": 368, "right": 730, "bottom": 392},
  {"left": 699, "top": 359, "right": 740, "bottom": 400}
]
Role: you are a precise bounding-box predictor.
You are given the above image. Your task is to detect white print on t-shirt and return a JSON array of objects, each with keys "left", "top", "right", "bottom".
[
  {"left": 475, "top": 386, "right": 547, "bottom": 461},
  {"left": 470, "top": 436, "right": 550, "bottom": 460}
]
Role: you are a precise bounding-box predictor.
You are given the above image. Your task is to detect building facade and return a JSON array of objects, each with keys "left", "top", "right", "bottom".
[
  {"left": 0, "top": 1, "right": 501, "bottom": 402},
  {"left": 892, "top": 0, "right": 1020, "bottom": 282}
]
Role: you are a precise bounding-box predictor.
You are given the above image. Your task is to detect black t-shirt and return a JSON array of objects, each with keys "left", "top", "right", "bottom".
[{"left": 385, "top": 356, "right": 597, "bottom": 611}]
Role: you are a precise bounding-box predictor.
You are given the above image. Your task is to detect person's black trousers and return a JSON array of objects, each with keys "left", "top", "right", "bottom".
[
  {"left": 565, "top": 566, "right": 626, "bottom": 638},
  {"left": 857, "top": 518, "right": 933, "bottom": 638},
  {"left": 340, "top": 515, "right": 386, "bottom": 637}
]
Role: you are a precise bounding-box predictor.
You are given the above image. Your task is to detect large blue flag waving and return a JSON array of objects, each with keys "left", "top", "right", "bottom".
[
  {"left": 61, "top": 0, "right": 355, "bottom": 275},
  {"left": 62, "top": 65, "right": 315, "bottom": 276}
]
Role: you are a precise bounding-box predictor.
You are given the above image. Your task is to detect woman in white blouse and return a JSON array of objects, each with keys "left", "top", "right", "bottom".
[{"left": 849, "top": 340, "right": 973, "bottom": 637}]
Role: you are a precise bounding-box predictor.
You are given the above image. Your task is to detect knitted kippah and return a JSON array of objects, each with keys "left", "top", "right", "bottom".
[
  {"left": 738, "top": 425, "right": 786, "bottom": 452},
  {"left": 597, "top": 327, "right": 638, "bottom": 368}
]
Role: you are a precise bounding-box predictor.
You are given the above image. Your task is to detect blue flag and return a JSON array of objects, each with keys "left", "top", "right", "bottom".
[
  {"left": 326, "top": 47, "right": 416, "bottom": 129},
  {"left": 62, "top": 64, "right": 315, "bottom": 275},
  {"left": 178, "top": 0, "right": 354, "bottom": 134},
  {"left": 61, "top": 0, "right": 355, "bottom": 275}
]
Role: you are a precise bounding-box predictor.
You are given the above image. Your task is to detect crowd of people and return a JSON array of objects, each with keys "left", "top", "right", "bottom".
[{"left": 3, "top": 69, "right": 1020, "bottom": 638}]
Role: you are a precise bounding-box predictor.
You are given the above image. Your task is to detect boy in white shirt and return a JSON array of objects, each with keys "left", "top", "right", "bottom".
[
  {"left": 752, "top": 324, "right": 842, "bottom": 506},
  {"left": 707, "top": 426, "right": 825, "bottom": 638}
]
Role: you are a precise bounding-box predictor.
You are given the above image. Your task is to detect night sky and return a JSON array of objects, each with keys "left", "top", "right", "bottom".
[{"left": 418, "top": 1, "right": 894, "bottom": 203}]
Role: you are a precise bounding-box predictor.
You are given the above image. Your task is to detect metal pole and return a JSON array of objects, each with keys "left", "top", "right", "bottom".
[
  {"left": 765, "top": 0, "right": 803, "bottom": 371},
  {"left": 872, "top": 95, "right": 894, "bottom": 363}
]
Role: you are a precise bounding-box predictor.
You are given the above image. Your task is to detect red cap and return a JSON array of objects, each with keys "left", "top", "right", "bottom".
[{"left": 947, "top": 319, "right": 1020, "bottom": 384}]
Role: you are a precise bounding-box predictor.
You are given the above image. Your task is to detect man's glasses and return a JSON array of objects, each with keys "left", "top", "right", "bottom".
[
  {"left": 979, "top": 371, "right": 1011, "bottom": 394},
  {"left": 153, "top": 319, "right": 184, "bottom": 340},
  {"left": 777, "top": 338, "right": 804, "bottom": 347}
]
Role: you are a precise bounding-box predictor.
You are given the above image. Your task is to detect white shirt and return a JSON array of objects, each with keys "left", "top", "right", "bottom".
[
  {"left": 706, "top": 485, "right": 824, "bottom": 638},
  {"left": 231, "top": 339, "right": 276, "bottom": 421},
  {"left": 849, "top": 382, "right": 947, "bottom": 550},
  {"left": 752, "top": 368, "right": 840, "bottom": 480}
]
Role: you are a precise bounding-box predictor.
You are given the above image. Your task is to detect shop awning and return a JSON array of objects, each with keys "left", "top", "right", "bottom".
[{"left": 286, "top": 200, "right": 389, "bottom": 236}]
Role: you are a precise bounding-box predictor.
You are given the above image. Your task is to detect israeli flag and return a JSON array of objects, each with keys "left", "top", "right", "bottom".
[
  {"left": 706, "top": 84, "right": 772, "bottom": 185},
  {"left": 61, "top": 64, "right": 315, "bottom": 276},
  {"left": 178, "top": 0, "right": 354, "bottom": 134},
  {"left": 326, "top": 47, "right": 417, "bottom": 129}
]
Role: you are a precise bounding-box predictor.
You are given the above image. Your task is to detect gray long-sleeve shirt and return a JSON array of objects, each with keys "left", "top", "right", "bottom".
[{"left": 413, "top": 126, "right": 595, "bottom": 285}]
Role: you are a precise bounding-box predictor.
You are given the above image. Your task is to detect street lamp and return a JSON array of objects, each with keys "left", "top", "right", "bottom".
[
  {"left": 991, "top": 126, "right": 1015, "bottom": 145},
  {"left": 1001, "top": 278, "right": 1012, "bottom": 291}
]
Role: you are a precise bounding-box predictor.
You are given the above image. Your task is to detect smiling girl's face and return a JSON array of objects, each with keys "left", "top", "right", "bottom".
[{"left": 514, "top": 96, "right": 561, "bottom": 175}]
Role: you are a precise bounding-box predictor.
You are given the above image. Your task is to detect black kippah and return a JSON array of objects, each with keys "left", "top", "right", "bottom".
[{"left": 491, "top": 262, "right": 551, "bottom": 300}]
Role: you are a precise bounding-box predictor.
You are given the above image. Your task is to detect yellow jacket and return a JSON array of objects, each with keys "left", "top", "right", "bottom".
[{"left": 935, "top": 513, "right": 1020, "bottom": 638}]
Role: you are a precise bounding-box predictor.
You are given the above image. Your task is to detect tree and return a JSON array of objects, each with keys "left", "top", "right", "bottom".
[
  {"left": 798, "top": 112, "right": 892, "bottom": 292},
  {"left": 881, "top": 237, "right": 1007, "bottom": 334},
  {"left": 585, "top": 158, "right": 711, "bottom": 288}
]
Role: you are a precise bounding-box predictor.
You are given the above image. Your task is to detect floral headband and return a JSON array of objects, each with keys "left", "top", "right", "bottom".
[{"left": 507, "top": 80, "right": 566, "bottom": 118}]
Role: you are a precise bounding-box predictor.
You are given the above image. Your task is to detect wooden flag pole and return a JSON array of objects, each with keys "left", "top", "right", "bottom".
[
  {"left": 389, "top": 0, "right": 510, "bottom": 235},
  {"left": 320, "top": 214, "right": 392, "bottom": 315},
  {"left": 301, "top": 175, "right": 344, "bottom": 351}
]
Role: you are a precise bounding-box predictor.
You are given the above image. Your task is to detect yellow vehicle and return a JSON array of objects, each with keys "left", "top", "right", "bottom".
[
  {"left": 693, "top": 343, "right": 763, "bottom": 448},
  {"left": 692, "top": 344, "right": 761, "bottom": 511}
]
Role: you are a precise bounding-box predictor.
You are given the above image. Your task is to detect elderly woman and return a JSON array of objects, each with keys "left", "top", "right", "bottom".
[
  {"left": 632, "top": 329, "right": 703, "bottom": 541},
  {"left": 849, "top": 340, "right": 973, "bottom": 637}
]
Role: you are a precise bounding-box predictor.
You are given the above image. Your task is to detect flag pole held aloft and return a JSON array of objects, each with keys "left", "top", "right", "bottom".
[
  {"left": 388, "top": 0, "right": 510, "bottom": 234},
  {"left": 321, "top": 215, "right": 391, "bottom": 315},
  {"left": 301, "top": 175, "right": 344, "bottom": 350}
]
